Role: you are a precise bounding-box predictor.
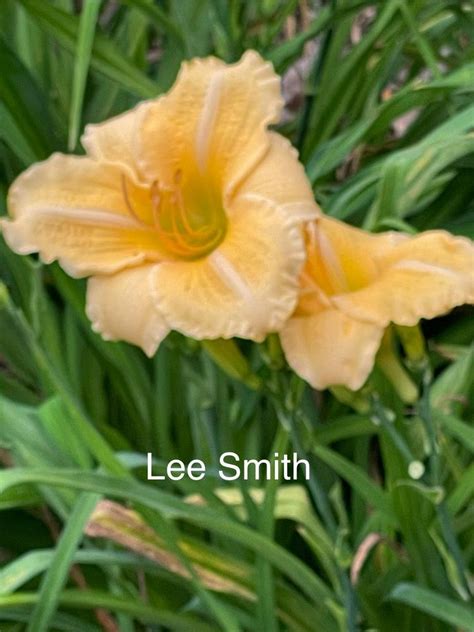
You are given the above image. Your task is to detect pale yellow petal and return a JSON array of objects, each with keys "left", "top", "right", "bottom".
[
  {"left": 138, "top": 51, "right": 283, "bottom": 194},
  {"left": 1, "top": 153, "right": 162, "bottom": 277},
  {"left": 151, "top": 199, "right": 305, "bottom": 341},
  {"left": 86, "top": 265, "right": 169, "bottom": 356},
  {"left": 280, "top": 308, "right": 384, "bottom": 390},
  {"left": 333, "top": 230, "right": 474, "bottom": 326},
  {"left": 233, "top": 132, "right": 319, "bottom": 222},
  {"left": 81, "top": 102, "right": 149, "bottom": 180}
]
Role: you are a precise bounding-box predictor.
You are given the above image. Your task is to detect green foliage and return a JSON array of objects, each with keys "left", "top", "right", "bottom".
[{"left": 0, "top": 1, "right": 473, "bottom": 630}]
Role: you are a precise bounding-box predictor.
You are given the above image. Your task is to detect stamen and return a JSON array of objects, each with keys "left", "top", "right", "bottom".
[
  {"left": 145, "top": 174, "right": 226, "bottom": 260},
  {"left": 174, "top": 189, "right": 196, "bottom": 235},
  {"left": 150, "top": 180, "right": 162, "bottom": 227},
  {"left": 170, "top": 208, "right": 192, "bottom": 250},
  {"left": 121, "top": 174, "right": 142, "bottom": 223}
]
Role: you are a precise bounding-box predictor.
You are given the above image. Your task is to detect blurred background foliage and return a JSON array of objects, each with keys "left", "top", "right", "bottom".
[{"left": 0, "top": 0, "right": 473, "bottom": 630}]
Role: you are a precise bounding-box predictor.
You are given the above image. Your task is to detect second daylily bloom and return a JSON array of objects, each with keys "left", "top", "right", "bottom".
[
  {"left": 1, "top": 51, "right": 318, "bottom": 355},
  {"left": 280, "top": 216, "right": 474, "bottom": 391}
]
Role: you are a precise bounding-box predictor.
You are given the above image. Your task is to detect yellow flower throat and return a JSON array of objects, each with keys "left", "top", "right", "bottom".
[{"left": 122, "top": 169, "right": 227, "bottom": 261}]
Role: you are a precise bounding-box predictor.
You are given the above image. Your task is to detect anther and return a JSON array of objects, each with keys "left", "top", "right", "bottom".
[{"left": 121, "top": 174, "right": 141, "bottom": 223}]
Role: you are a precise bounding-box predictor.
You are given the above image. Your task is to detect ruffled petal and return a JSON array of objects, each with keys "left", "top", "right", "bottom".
[
  {"left": 151, "top": 199, "right": 305, "bottom": 341},
  {"left": 81, "top": 102, "right": 149, "bottom": 180},
  {"left": 86, "top": 264, "right": 169, "bottom": 356},
  {"left": 138, "top": 51, "right": 283, "bottom": 194},
  {"left": 233, "top": 132, "right": 319, "bottom": 222},
  {"left": 280, "top": 307, "right": 384, "bottom": 390},
  {"left": 333, "top": 230, "right": 474, "bottom": 326},
  {"left": 1, "top": 153, "right": 162, "bottom": 277}
]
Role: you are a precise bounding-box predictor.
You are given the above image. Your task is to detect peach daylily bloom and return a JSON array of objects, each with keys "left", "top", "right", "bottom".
[
  {"left": 280, "top": 216, "right": 474, "bottom": 391},
  {"left": 1, "top": 51, "right": 318, "bottom": 355}
]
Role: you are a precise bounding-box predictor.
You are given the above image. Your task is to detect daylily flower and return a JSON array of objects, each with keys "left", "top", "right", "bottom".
[
  {"left": 1, "top": 51, "right": 317, "bottom": 355},
  {"left": 280, "top": 216, "right": 474, "bottom": 391}
]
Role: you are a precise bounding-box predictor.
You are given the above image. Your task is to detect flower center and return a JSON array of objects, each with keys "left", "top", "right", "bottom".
[
  {"left": 121, "top": 170, "right": 227, "bottom": 261},
  {"left": 304, "top": 223, "right": 375, "bottom": 297},
  {"left": 151, "top": 170, "right": 227, "bottom": 260},
  {"left": 306, "top": 230, "right": 349, "bottom": 296}
]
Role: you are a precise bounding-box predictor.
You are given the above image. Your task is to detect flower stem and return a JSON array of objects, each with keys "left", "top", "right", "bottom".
[
  {"left": 370, "top": 395, "right": 423, "bottom": 478},
  {"left": 377, "top": 332, "right": 418, "bottom": 403},
  {"left": 418, "top": 370, "right": 470, "bottom": 597},
  {"left": 395, "top": 324, "right": 427, "bottom": 367},
  {"left": 266, "top": 360, "right": 359, "bottom": 632}
]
